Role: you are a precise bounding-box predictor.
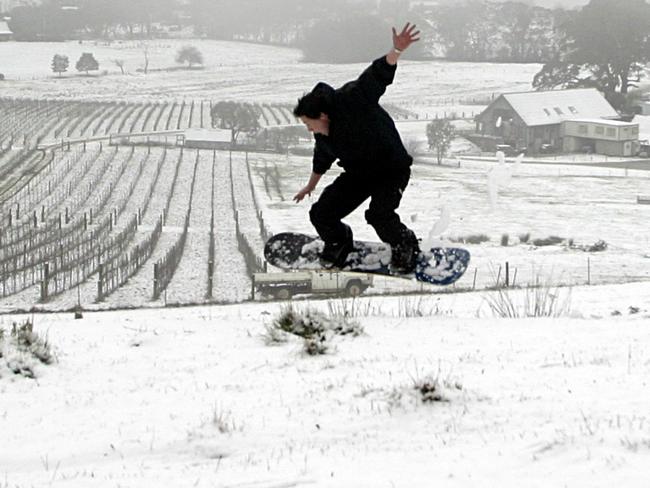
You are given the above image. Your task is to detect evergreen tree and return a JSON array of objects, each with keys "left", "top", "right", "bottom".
[
  {"left": 210, "top": 101, "right": 260, "bottom": 144},
  {"left": 76, "top": 52, "right": 99, "bottom": 75},
  {"left": 176, "top": 46, "right": 203, "bottom": 68},
  {"left": 51, "top": 54, "right": 69, "bottom": 77},
  {"left": 533, "top": 0, "right": 650, "bottom": 97},
  {"left": 427, "top": 119, "right": 455, "bottom": 165}
]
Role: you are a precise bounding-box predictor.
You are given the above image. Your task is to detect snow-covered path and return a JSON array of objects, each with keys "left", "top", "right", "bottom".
[
  {"left": 105, "top": 148, "right": 178, "bottom": 308},
  {"left": 230, "top": 152, "right": 265, "bottom": 263},
  {"left": 212, "top": 152, "right": 249, "bottom": 302},
  {"left": 165, "top": 150, "right": 212, "bottom": 304}
]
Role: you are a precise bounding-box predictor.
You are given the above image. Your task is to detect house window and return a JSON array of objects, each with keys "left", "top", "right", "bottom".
[
  {"left": 568, "top": 106, "right": 578, "bottom": 114},
  {"left": 578, "top": 125, "right": 588, "bottom": 134},
  {"left": 606, "top": 128, "right": 616, "bottom": 137},
  {"left": 554, "top": 107, "right": 564, "bottom": 115},
  {"left": 595, "top": 126, "right": 604, "bottom": 135},
  {"left": 543, "top": 108, "right": 551, "bottom": 116},
  {"left": 632, "top": 127, "right": 639, "bottom": 135}
]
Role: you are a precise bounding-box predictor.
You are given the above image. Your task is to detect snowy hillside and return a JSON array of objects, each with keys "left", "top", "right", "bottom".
[{"left": 2, "top": 282, "right": 650, "bottom": 487}]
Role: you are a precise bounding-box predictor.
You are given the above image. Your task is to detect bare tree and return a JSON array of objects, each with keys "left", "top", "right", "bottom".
[
  {"left": 113, "top": 59, "right": 126, "bottom": 75},
  {"left": 140, "top": 43, "right": 150, "bottom": 74}
]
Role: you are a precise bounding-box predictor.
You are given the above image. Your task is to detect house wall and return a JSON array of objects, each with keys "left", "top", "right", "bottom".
[
  {"left": 476, "top": 98, "right": 528, "bottom": 149},
  {"left": 526, "top": 124, "right": 561, "bottom": 152},
  {"left": 563, "top": 137, "right": 638, "bottom": 156},
  {"left": 562, "top": 121, "right": 639, "bottom": 142}
]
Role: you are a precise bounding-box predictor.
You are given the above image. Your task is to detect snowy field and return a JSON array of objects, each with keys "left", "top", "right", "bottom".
[
  {"left": 1, "top": 39, "right": 650, "bottom": 487},
  {"left": 2, "top": 283, "right": 650, "bottom": 487},
  {"left": 0, "top": 39, "right": 539, "bottom": 113},
  {"left": 251, "top": 149, "right": 650, "bottom": 292}
]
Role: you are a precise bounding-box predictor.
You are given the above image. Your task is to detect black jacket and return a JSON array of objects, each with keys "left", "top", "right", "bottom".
[{"left": 311, "top": 56, "right": 413, "bottom": 177}]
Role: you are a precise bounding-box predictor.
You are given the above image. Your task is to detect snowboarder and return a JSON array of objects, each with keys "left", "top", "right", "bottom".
[{"left": 293, "top": 22, "right": 421, "bottom": 273}]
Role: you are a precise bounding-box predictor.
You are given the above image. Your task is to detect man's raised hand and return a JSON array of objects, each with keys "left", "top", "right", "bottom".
[{"left": 392, "top": 22, "right": 420, "bottom": 52}]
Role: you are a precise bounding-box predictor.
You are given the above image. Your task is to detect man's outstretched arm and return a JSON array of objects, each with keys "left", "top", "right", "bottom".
[
  {"left": 386, "top": 22, "right": 420, "bottom": 66},
  {"left": 354, "top": 22, "right": 421, "bottom": 104}
]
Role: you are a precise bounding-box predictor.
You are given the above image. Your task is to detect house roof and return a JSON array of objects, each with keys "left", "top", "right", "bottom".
[
  {"left": 500, "top": 88, "right": 619, "bottom": 127},
  {"left": 0, "top": 21, "right": 12, "bottom": 35},
  {"left": 563, "top": 118, "right": 637, "bottom": 127}
]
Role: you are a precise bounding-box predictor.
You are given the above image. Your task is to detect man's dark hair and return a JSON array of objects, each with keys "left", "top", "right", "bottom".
[{"left": 293, "top": 91, "right": 330, "bottom": 119}]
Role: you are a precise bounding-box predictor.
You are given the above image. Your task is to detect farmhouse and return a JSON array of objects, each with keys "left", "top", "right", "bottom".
[
  {"left": 0, "top": 20, "right": 12, "bottom": 41},
  {"left": 474, "top": 88, "right": 640, "bottom": 156}
]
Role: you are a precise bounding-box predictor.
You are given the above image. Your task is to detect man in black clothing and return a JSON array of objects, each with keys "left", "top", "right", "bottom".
[{"left": 293, "top": 23, "right": 421, "bottom": 273}]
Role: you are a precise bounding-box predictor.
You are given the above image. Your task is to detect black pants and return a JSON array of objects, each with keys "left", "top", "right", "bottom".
[{"left": 309, "top": 169, "right": 415, "bottom": 246}]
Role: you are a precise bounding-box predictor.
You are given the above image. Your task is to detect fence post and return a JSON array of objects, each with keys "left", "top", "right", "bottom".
[
  {"left": 505, "top": 262, "right": 510, "bottom": 287},
  {"left": 41, "top": 262, "right": 49, "bottom": 302},
  {"left": 153, "top": 262, "right": 159, "bottom": 299},
  {"left": 98, "top": 263, "right": 104, "bottom": 301}
]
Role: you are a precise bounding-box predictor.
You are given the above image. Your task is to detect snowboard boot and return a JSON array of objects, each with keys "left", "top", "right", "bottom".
[
  {"left": 320, "top": 227, "right": 353, "bottom": 269},
  {"left": 390, "top": 231, "right": 420, "bottom": 274}
]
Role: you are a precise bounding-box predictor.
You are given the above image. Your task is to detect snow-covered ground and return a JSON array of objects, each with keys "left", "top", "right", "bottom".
[
  {"left": 0, "top": 40, "right": 539, "bottom": 113},
  {"left": 2, "top": 282, "right": 650, "bottom": 487},
  {"left": 250, "top": 149, "right": 650, "bottom": 292}
]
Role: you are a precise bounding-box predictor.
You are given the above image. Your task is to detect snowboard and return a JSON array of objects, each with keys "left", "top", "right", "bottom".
[{"left": 264, "top": 232, "right": 470, "bottom": 286}]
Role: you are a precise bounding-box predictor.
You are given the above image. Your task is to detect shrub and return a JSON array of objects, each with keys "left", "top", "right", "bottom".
[
  {"left": 571, "top": 239, "right": 608, "bottom": 252},
  {"left": 0, "top": 319, "right": 55, "bottom": 379},
  {"left": 450, "top": 234, "right": 490, "bottom": 245},
  {"left": 270, "top": 304, "right": 364, "bottom": 355},
  {"left": 531, "top": 235, "right": 564, "bottom": 247},
  {"left": 519, "top": 232, "right": 531, "bottom": 244},
  {"left": 414, "top": 375, "right": 461, "bottom": 403},
  {"left": 501, "top": 234, "right": 509, "bottom": 246}
]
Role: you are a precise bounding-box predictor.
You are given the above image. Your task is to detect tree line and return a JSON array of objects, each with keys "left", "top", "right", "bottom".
[
  {"left": 2, "top": 0, "right": 572, "bottom": 63},
  {"left": 4, "top": 0, "right": 650, "bottom": 104}
]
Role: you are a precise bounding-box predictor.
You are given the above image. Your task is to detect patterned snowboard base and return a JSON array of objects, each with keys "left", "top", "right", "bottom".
[{"left": 264, "top": 232, "right": 470, "bottom": 286}]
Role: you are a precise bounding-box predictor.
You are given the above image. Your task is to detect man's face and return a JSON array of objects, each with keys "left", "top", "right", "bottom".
[{"left": 300, "top": 114, "right": 330, "bottom": 136}]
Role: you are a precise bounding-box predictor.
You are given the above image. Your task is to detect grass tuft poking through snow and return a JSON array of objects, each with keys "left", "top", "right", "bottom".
[
  {"left": 326, "top": 297, "right": 382, "bottom": 318},
  {"left": 0, "top": 319, "right": 55, "bottom": 379},
  {"left": 484, "top": 277, "right": 572, "bottom": 318},
  {"left": 270, "top": 304, "right": 364, "bottom": 355},
  {"left": 414, "top": 374, "right": 463, "bottom": 403}
]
